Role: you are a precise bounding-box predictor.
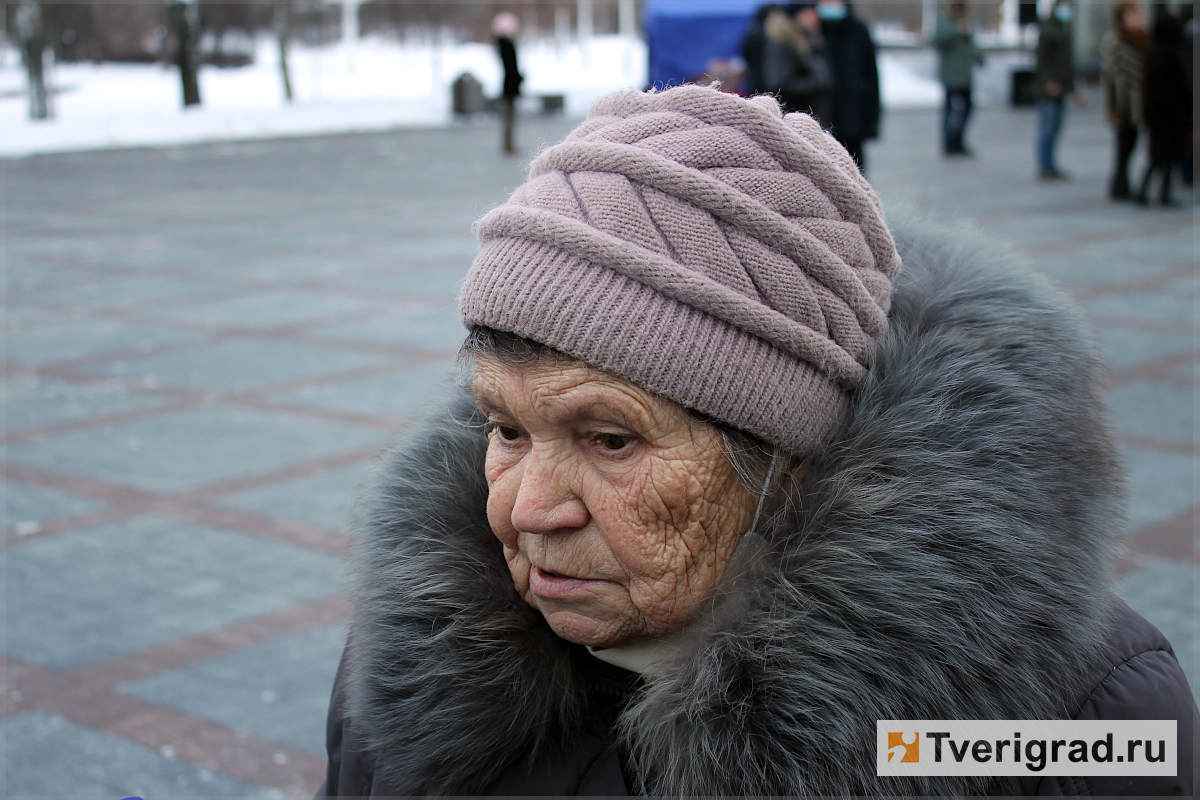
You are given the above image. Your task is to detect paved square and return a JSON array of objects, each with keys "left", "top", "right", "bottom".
[
  {"left": 77, "top": 337, "right": 401, "bottom": 394},
  {"left": 121, "top": 623, "right": 347, "bottom": 756},
  {"left": 3, "top": 513, "right": 342, "bottom": 669},
  {"left": 4, "top": 316, "right": 209, "bottom": 367},
  {"left": 4, "top": 404, "right": 386, "bottom": 494},
  {"left": 266, "top": 362, "right": 460, "bottom": 421},
  {"left": 4, "top": 99, "right": 1192, "bottom": 797},
  {"left": 1, "top": 712, "right": 273, "bottom": 798},
  {"left": 3, "top": 374, "right": 171, "bottom": 434},
  {"left": 214, "top": 463, "right": 370, "bottom": 533}
]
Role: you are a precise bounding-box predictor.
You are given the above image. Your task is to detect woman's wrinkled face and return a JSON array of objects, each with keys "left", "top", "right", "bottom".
[{"left": 473, "top": 356, "right": 757, "bottom": 648}]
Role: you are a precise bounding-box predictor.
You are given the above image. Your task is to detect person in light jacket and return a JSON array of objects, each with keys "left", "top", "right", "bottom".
[
  {"left": 317, "top": 85, "right": 1197, "bottom": 797},
  {"left": 934, "top": 1, "right": 984, "bottom": 156}
]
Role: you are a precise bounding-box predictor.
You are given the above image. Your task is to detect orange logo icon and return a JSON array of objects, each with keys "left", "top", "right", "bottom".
[{"left": 887, "top": 732, "right": 920, "bottom": 763}]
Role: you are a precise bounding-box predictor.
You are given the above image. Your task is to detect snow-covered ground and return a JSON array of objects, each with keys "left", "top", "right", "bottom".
[{"left": 1, "top": 35, "right": 940, "bottom": 158}]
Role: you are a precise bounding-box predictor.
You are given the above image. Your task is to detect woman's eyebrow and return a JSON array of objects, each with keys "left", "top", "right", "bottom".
[
  {"left": 470, "top": 387, "right": 505, "bottom": 415},
  {"left": 557, "top": 399, "right": 646, "bottom": 429}
]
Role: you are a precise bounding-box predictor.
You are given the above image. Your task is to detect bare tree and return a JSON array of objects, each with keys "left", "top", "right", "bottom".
[
  {"left": 15, "top": 0, "right": 50, "bottom": 119},
  {"left": 169, "top": 0, "right": 201, "bottom": 106},
  {"left": 275, "top": 0, "right": 293, "bottom": 102}
]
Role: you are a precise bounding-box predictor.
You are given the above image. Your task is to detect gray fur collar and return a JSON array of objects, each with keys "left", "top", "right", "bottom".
[{"left": 346, "top": 220, "right": 1120, "bottom": 796}]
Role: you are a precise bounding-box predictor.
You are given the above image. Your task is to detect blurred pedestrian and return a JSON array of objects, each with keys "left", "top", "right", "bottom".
[
  {"left": 761, "top": 3, "right": 833, "bottom": 121},
  {"left": 934, "top": 1, "right": 984, "bottom": 156},
  {"left": 494, "top": 12, "right": 523, "bottom": 156},
  {"left": 817, "top": 0, "right": 880, "bottom": 172},
  {"left": 1135, "top": 10, "right": 1192, "bottom": 206},
  {"left": 1033, "top": 0, "right": 1081, "bottom": 180},
  {"left": 1181, "top": 3, "right": 1194, "bottom": 188},
  {"left": 1101, "top": 2, "right": 1148, "bottom": 199},
  {"left": 741, "top": 4, "right": 779, "bottom": 96}
]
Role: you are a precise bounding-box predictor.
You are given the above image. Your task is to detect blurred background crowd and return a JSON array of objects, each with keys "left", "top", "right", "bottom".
[{"left": 4, "top": 0, "right": 1195, "bottom": 201}]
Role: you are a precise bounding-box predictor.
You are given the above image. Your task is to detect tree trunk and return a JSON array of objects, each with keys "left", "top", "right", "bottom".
[
  {"left": 16, "top": 1, "right": 50, "bottom": 120},
  {"left": 171, "top": 1, "right": 202, "bottom": 107},
  {"left": 275, "top": 1, "right": 293, "bottom": 103}
]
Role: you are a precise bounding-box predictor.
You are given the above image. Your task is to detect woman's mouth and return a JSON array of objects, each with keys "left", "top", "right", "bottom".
[{"left": 529, "top": 565, "right": 600, "bottom": 599}]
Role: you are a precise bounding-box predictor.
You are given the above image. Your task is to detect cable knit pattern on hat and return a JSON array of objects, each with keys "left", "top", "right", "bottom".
[{"left": 460, "top": 85, "right": 902, "bottom": 456}]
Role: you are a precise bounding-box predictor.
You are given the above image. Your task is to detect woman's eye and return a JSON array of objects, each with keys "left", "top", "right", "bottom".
[
  {"left": 596, "top": 433, "right": 631, "bottom": 451},
  {"left": 495, "top": 425, "right": 522, "bottom": 442}
]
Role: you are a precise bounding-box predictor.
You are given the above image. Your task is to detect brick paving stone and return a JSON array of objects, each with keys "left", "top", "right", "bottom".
[
  {"left": 265, "top": 362, "right": 460, "bottom": 421},
  {"left": 214, "top": 463, "right": 370, "bottom": 533},
  {"left": 4, "top": 405, "right": 386, "bottom": 494},
  {"left": 1091, "top": 327, "right": 1196, "bottom": 373},
  {"left": 1082, "top": 283, "right": 1197, "bottom": 327},
  {"left": 1105, "top": 380, "right": 1194, "bottom": 443},
  {"left": 1119, "top": 446, "right": 1197, "bottom": 533},
  {"left": 15, "top": 274, "right": 220, "bottom": 312},
  {"left": 2, "top": 478, "right": 102, "bottom": 530},
  {"left": 76, "top": 338, "right": 403, "bottom": 394},
  {"left": 3, "top": 513, "right": 341, "bottom": 669},
  {"left": 305, "top": 301, "right": 465, "bottom": 354},
  {"left": 121, "top": 623, "right": 347, "bottom": 757},
  {"left": 3, "top": 316, "right": 210, "bottom": 367},
  {"left": 1, "top": 711, "right": 275, "bottom": 798},
  {"left": 139, "top": 288, "right": 392, "bottom": 331},
  {"left": 2, "top": 374, "right": 172, "bottom": 434}
]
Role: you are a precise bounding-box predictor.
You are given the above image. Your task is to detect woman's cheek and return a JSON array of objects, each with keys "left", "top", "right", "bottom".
[{"left": 484, "top": 447, "right": 520, "bottom": 548}]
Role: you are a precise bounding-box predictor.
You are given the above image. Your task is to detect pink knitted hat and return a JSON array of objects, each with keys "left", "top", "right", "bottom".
[{"left": 460, "top": 85, "right": 901, "bottom": 457}]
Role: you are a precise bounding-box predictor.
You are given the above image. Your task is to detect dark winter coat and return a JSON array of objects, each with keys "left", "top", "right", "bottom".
[
  {"left": 1034, "top": 14, "right": 1076, "bottom": 99},
  {"left": 740, "top": 4, "right": 777, "bottom": 97},
  {"left": 497, "top": 36, "right": 522, "bottom": 99},
  {"left": 820, "top": 12, "right": 881, "bottom": 141},
  {"left": 318, "top": 221, "right": 1198, "bottom": 797},
  {"left": 1142, "top": 15, "right": 1192, "bottom": 162},
  {"left": 760, "top": 9, "right": 833, "bottom": 123}
]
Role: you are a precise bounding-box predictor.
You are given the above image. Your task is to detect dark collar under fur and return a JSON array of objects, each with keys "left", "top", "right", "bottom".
[{"left": 346, "top": 220, "right": 1120, "bottom": 796}]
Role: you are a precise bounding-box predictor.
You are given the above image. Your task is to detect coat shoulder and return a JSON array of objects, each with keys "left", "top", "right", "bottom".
[{"left": 1019, "top": 600, "right": 1199, "bottom": 796}]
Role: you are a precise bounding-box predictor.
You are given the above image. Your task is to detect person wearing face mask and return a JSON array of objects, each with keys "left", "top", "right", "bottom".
[
  {"left": 1033, "top": 0, "right": 1083, "bottom": 180},
  {"left": 314, "top": 85, "right": 1196, "bottom": 798},
  {"left": 814, "top": 0, "right": 880, "bottom": 172},
  {"left": 760, "top": 3, "right": 833, "bottom": 123}
]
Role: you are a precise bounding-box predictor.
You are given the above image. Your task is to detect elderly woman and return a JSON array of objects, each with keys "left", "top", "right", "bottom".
[{"left": 318, "top": 86, "right": 1196, "bottom": 796}]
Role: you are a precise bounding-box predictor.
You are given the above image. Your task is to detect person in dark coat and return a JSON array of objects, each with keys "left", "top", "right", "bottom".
[
  {"left": 816, "top": 0, "right": 880, "bottom": 172},
  {"left": 317, "top": 86, "right": 1198, "bottom": 798},
  {"left": 1135, "top": 10, "right": 1192, "bottom": 206},
  {"left": 740, "top": 4, "right": 779, "bottom": 97},
  {"left": 1033, "top": 0, "right": 1079, "bottom": 180},
  {"left": 493, "top": 12, "right": 523, "bottom": 156},
  {"left": 1101, "top": 1, "right": 1149, "bottom": 199},
  {"left": 760, "top": 3, "right": 833, "bottom": 122}
]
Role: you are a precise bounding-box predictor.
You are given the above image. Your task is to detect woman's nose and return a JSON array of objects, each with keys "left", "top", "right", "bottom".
[{"left": 510, "top": 449, "right": 589, "bottom": 535}]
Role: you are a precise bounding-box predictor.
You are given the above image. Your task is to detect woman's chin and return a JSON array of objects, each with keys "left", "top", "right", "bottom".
[{"left": 538, "top": 607, "right": 633, "bottom": 649}]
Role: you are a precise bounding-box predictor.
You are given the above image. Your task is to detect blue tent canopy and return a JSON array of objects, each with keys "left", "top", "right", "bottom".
[{"left": 643, "top": 0, "right": 765, "bottom": 89}]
